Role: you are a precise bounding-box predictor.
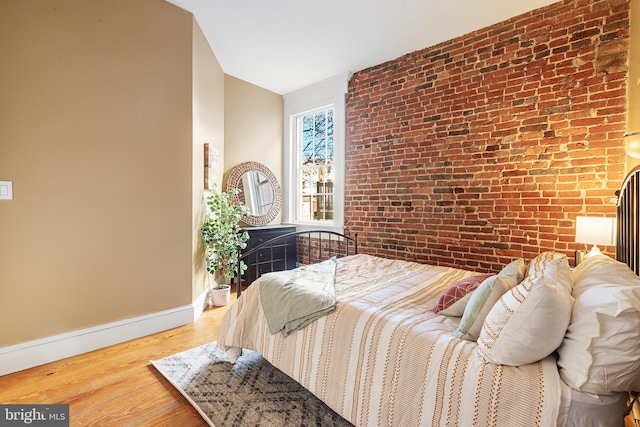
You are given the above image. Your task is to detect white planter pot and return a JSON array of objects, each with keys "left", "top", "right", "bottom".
[{"left": 209, "top": 284, "right": 231, "bottom": 307}]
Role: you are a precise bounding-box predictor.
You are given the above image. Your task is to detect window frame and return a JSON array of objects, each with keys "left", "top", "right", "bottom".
[
  {"left": 283, "top": 73, "right": 350, "bottom": 232},
  {"left": 294, "top": 106, "right": 335, "bottom": 223}
]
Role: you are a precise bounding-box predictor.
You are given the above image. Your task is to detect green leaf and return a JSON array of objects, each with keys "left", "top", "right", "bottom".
[{"left": 200, "top": 184, "right": 250, "bottom": 280}]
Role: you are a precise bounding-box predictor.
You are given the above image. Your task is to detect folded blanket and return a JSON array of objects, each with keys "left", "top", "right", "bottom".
[{"left": 259, "top": 257, "right": 337, "bottom": 336}]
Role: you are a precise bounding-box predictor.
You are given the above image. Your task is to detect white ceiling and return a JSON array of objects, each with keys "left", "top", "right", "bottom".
[{"left": 167, "top": 0, "right": 558, "bottom": 95}]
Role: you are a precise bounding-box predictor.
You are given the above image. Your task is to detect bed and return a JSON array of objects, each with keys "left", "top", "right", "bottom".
[{"left": 217, "top": 170, "right": 640, "bottom": 427}]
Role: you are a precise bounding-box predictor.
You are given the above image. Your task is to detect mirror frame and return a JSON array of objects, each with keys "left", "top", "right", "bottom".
[{"left": 225, "top": 161, "right": 282, "bottom": 226}]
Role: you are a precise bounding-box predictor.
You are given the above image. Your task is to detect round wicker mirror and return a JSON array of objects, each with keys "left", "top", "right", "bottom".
[{"left": 225, "top": 161, "right": 282, "bottom": 226}]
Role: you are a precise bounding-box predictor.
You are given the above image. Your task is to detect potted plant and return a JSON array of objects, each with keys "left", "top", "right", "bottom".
[{"left": 200, "top": 184, "right": 249, "bottom": 306}]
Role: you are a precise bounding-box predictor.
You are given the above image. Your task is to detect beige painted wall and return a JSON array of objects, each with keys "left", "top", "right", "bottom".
[
  {"left": 224, "top": 75, "right": 284, "bottom": 225},
  {"left": 0, "top": 0, "right": 220, "bottom": 347},
  {"left": 192, "top": 21, "right": 225, "bottom": 299}
]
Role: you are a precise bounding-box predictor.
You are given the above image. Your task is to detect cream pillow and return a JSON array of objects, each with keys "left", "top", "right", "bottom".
[
  {"left": 558, "top": 255, "right": 640, "bottom": 394},
  {"left": 457, "top": 258, "right": 526, "bottom": 341},
  {"left": 478, "top": 252, "right": 573, "bottom": 366}
]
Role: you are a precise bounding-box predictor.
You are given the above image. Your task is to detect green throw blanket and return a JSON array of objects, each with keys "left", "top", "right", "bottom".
[{"left": 259, "top": 257, "right": 337, "bottom": 336}]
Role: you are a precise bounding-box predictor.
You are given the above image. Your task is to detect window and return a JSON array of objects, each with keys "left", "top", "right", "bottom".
[
  {"left": 283, "top": 73, "right": 350, "bottom": 231},
  {"left": 297, "top": 108, "right": 334, "bottom": 222}
]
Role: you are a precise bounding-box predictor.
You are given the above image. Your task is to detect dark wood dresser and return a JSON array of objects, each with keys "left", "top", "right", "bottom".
[{"left": 240, "top": 225, "right": 297, "bottom": 286}]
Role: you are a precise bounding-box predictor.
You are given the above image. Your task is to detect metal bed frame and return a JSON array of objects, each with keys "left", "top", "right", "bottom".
[
  {"left": 234, "top": 229, "right": 358, "bottom": 297},
  {"left": 615, "top": 165, "right": 640, "bottom": 427},
  {"left": 616, "top": 166, "right": 640, "bottom": 275}
]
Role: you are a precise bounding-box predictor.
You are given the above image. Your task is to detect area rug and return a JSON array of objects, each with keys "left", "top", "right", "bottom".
[{"left": 151, "top": 342, "right": 353, "bottom": 427}]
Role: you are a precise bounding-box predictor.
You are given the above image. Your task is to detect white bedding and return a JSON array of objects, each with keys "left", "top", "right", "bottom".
[{"left": 217, "top": 254, "right": 568, "bottom": 426}]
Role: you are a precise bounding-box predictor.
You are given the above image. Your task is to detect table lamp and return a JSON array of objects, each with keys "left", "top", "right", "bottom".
[{"left": 575, "top": 216, "right": 616, "bottom": 265}]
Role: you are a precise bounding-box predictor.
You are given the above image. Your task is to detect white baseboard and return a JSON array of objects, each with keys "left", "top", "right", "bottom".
[
  {"left": 193, "top": 288, "right": 210, "bottom": 321},
  {"left": 0, "top": 294, "right": 209, "bottom": 377}
]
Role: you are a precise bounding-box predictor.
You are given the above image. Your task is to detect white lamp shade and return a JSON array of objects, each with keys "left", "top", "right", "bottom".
[
  {"left": 575, "top": 216, "right": 616, "bottom": 246},
  {"left": 625, "top": 132, "right": 640, "bottom": 159}
]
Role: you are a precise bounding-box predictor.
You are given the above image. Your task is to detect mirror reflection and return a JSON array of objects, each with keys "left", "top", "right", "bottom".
[
  {"left": 239, "top": 171, "right": 275, "bottom": 216},
  {"left": 225, "top": 161, "right": 282, "bottom": 227}
]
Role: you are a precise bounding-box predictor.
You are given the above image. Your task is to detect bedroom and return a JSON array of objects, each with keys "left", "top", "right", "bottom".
[{"left": 1, "top": 0, "right": 639, "bottom": 425}]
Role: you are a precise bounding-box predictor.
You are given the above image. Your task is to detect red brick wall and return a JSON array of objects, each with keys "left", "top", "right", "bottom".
[
  {"left": 296, "top": 235, "right": 357, "bottom": 265},
  {"left": 345, "top": 0, "right": 629, "bottom": 272}
]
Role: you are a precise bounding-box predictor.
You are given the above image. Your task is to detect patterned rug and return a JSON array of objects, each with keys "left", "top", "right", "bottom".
[{"left": 151, "top": 342, "right": 353, "bottom": 427}]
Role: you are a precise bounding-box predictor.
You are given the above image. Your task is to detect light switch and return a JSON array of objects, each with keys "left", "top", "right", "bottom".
[{"left": 0, "top": 181, "right": 13, "bottom": 200}]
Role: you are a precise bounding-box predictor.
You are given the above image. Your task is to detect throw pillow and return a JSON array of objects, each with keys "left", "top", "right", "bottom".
[
  {"left": 434, "top": 273, "right": 496, "bottom": 316},
  {"left": 457, "top": 258, "right": 526, "bottom": 341},
  {"left": 478, "top": 251, "right": 573, "bottom": 366}
]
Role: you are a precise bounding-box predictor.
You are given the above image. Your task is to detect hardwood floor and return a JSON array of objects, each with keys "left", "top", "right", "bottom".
[
  {"left": 2, "top": 292, "right": 638, "bottom": 427},
  {"left": 0, "top": 299, "right": 235, "bottom": 427}
]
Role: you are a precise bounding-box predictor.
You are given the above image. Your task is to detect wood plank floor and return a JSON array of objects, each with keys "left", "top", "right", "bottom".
[
  {"left": 0, "top": 297, "right": 235, "bottom": 427},
  {"left": 1, "top": 292, "right": 637, "bottom": 427}
]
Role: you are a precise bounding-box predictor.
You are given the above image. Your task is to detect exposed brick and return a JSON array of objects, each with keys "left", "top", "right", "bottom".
[{"left": 345, "top": 0, "right": 626, "bottom": 270}]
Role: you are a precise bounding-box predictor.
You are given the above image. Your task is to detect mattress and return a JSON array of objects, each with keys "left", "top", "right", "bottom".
[{"left": 218, "top": 254, "right": 569, "bottom": 426}]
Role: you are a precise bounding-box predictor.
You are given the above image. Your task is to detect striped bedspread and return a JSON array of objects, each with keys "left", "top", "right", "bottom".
[{"left": 217, "top": 254, "right": 564, "bottom": 427}]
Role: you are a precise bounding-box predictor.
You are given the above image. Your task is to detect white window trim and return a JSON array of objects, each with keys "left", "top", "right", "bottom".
[{"left": 283, "top": 72, "right": 351, "bottom": 233}]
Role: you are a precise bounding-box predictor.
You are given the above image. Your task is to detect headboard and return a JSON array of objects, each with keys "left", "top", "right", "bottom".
[
  {"left": 235, "top": 229, "right": 358, "bottom": 297},
  {"left": 616, "top": 166, "right": 640, "bottom": 275}
]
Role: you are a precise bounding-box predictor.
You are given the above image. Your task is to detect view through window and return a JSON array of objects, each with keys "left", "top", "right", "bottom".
[{"left": 297, "top": 107, "right": 334, "bottom": 222}]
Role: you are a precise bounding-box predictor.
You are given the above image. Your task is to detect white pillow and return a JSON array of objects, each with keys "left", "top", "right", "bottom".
[
  {"left": 457, "top": 258, "right": 526, "bottom": 341},
  {"left": 478, "top": 252, "right": 573, "bottom": 366},
  {"left": 557, "top": 255, "right": 640, "bottom": 394},
  {"left": 572, "top": 254, "right": 637, "bottom": 296}
]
